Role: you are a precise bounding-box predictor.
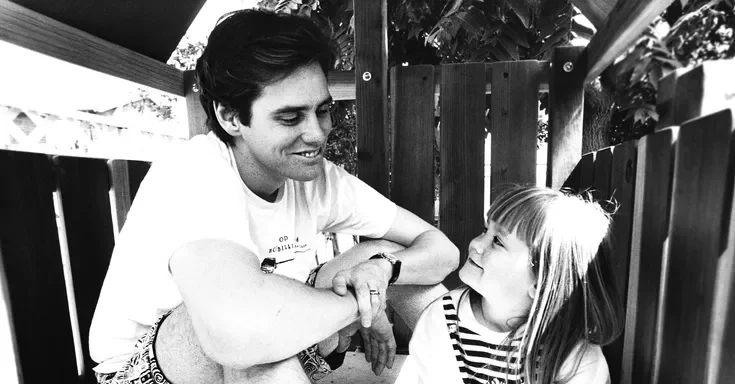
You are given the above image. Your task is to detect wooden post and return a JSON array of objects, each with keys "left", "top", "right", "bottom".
[
  {"left": 489, "top": 60, "right": 546, "bottom": 194},
  {"left": 107, "top": 160, "right": 132, "bottom": 238},
  {"left": 439, "top": 63, "right": 486, "bottom": 289},
  {"left": 354, "top": 0, "right": 389, "bottom": 196},
  {"left": 547, "top": 46, "right": 586, "bottom": 190},
  {"left": 185, "top": 70, "right": 208, "bottom": 139},
  {"left": 390, "top": 66, "right": 436, "bottom": 224},
  {"left": 0, "top": 248, "right": 21, "bottom": 384}
]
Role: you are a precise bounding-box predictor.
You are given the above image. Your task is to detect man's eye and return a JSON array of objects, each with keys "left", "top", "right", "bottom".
[
  {"left": 280, "top": 114, "right": 301, "bottom": 125},
  {"left": 317, "top": 108, "right": 330, "bottom": 116}
]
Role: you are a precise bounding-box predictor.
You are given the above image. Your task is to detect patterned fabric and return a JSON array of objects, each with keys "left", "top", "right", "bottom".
[
  {"left": 442, "top": 296, "right": 525, "bottom": 384},
  {"left": 95, "top": 313, "right": 171, "bottom": 384}
]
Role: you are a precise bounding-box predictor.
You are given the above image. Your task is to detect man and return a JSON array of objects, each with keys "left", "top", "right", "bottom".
[{"left": 89, "top": 9, "right": 458, "bottom": 384}]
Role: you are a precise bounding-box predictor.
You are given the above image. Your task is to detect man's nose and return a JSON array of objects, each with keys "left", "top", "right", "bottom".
[{"left": 301, "top": 114, "right": 328, "bottom": 144}]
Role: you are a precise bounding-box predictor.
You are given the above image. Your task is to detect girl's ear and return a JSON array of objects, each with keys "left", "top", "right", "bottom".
[
  {"left": 214, "top": 101, "right": 244, "bottom": 137},
  {"left": 528, "top": 283, "right": 537, "bottom": 300}
]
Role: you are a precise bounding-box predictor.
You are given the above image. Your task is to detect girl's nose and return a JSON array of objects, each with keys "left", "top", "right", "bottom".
[{"left": 468, "top": 238, "right": 484, "bottom": 255}]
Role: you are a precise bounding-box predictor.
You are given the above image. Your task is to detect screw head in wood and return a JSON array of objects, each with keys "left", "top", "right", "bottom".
[
  {"left": 362, "top": 71, "right": 372, "bottom": 81},
  {"left": 563, "top": 62, "right": 574, "bottom": 72},
  {"left": 192, "top": 83, "right": 200, "bottom": 93}
]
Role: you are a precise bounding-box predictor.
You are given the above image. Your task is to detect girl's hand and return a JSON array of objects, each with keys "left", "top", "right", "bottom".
[{"left": 360, "top": 311, "right": 396, "bottom": 376}]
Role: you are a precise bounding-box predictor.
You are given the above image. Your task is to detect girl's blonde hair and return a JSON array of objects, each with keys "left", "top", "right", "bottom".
[{"left": 488, "top": 185, "right": 623, "bottom": 384}]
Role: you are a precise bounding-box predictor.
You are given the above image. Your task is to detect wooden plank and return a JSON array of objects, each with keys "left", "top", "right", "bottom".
[
  {"left": 439, "top": 63, "right": 486, "bottom": 290},
  {"left": 55, "top": 156, "right": 116, "bottom": 384},
  {"left": 673, "top": 60, "right": 735, "bottom": 126},
  {"left": 621, "top": 128, "right": 678, "bottom": 384},
  {"left": 329, "top": 70, "right": 358, "bottom": 101},
  {"left": 659, "top": 109, "right": 734, "bottom": 383},
  {"left": 547, "top": 47, "right": 586, "bottom": 189},
  {"left": 0, "top": 0, "right": 185, "bottom": 96},
  {"left": 655, "top": 68, "right": 689, "bottom": 131},
  {"left": 583, "top": 0, "right": 675, "bottom": 83},
  {"left": 579, "top": 151, "right": 596, "bottom": 193},
  {"left": 185, "top": 70, "right": 208, "bottom": 138},
  {"left": 127, "top": 161, "right": 152, "bottom": 202},
  {"left": 592, "top": 146, "right": 613, "bottom": 202},
  {"left": 572, "top": 0, "right": 618, "bottom": 30},
  {"left": 434, "top": 62, "right": 551, "bottom": 97},
  {"left": 0, "top": 248, "right": 22, "bottom": 384},
  {"left": 715, "top": 264, "right": 735, "bottom": 383},
  {"left": 605, "top": 139, "right": 638, "bottom": 384},
  {"left": 390, "top": 65, "right": 436, "bottom": 224},
  {"left": 107, "top": 160, "right": 132, "bottom": 237},
  {"left": 354, "top": 0, "right": 389, "bottom": 196},
  {"left": 0, "top": 151, "right": 78, "bottom": 383},
  {"left": 489, "top": 61, "right": 545, "bottom": 191}
]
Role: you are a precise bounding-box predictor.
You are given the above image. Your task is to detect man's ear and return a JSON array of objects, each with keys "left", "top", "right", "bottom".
[{"left": 213, "top": 101, "right": 244, "bottom": 137}]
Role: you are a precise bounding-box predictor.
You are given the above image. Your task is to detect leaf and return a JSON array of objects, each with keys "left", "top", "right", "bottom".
[
  {"left": 498, "top": 36, "right": 520, "bottom": 60},
  {"left": 506, "top": 0, "right": 531, "bottom": 28},
  {"left": 501, "top": 24, "right": 531, "bottom": 48}
]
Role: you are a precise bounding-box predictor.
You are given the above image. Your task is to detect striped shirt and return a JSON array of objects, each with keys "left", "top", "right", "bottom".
[{"left": 442, "top": 295, "right": 525, "bottom": 384}]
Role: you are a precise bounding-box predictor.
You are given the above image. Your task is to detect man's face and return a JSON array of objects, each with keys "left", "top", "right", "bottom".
[{"left": 231, "top": 62, "right": 333, "bottom": 192}]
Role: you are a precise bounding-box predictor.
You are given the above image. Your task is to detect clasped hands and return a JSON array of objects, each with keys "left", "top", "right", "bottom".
[{"left": 323, "top": 258, "right": 397, "bottom": 375}]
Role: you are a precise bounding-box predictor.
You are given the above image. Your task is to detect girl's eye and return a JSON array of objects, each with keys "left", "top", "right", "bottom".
[
  {"left": 492, "top": 236, "right": 504, "bottom": 248},
  {"left": 482, "top": 227, "right": 488, "bottom": 234}
]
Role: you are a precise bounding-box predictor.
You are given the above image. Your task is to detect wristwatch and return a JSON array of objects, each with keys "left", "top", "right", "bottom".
[{"left": 369, "top": 252, "right": 402, "bottom": 285}]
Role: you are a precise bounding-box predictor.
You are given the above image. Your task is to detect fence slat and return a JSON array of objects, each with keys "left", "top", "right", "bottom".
[
  {"left": 655, "top": 68, "right": 688, "bottom": 131},
  {"left": 127, "top": 160, "right": 152, "bottom": 201},
  {"left": 592, "top": 146, "right": 613, "bottom": 201},
  {"left": 578, "top": 151, "right": 596, "bottom": 192},
  {"left": 439, "top": 63, "right": 486, "bottom": 289},
  {"left": 605, "top": 139, "right": 638, "bottom": 384},
  {"left": 0, "top": 150, "right": 78, "bottom": 383},
  {"left": 659, "top": 109, "right": 734, "bottom": 383},
  {"left": 489, "top": 61, "right": 545, "bottom": 193},
  {"left": 391, "top": 65, "right": 436, "bottom": 224},
  {"left": 621, "top": 128, "right": 678, "bottom": 384},
  {"left": 108, "top": 160, "right": 132, "bottom": 236},
  {"left": 673, "top": 60, "right": 735, "bottom": 126},
  {"left": 56, "top": 156, "right": 116, "bottom": 384},
  {"left": 547, "top": 46, "right": 585, "bottom": 189}
]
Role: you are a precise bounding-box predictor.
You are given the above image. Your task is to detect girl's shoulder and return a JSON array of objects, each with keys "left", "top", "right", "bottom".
[{"left": 557, "top": 342, "right": 610, "bottom": 384}]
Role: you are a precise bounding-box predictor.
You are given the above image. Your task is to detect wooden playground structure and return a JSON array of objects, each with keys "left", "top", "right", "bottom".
[{"left": 1, "top": 0, "right": 734, "bottom": 383}]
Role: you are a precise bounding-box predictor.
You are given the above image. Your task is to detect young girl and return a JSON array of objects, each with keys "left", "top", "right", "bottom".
[{"left": 396, "top": 185, "right": 623, "bottom": 384}]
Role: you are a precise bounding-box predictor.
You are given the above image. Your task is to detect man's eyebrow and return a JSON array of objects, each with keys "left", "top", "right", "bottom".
[{"left": 271, "top": 96, "right": 333, "bottom": 115}]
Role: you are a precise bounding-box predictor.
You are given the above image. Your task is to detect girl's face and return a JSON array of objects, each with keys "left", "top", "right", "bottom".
[{"left": 459, "top": 218, "right": 536, "bottom": 305}]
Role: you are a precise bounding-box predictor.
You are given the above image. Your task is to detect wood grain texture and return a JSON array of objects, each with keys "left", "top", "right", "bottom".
[
  {"left": 673, "top": 60, "right": 735, "bottom": 126},
  {"left": 390, "top": 66, "right": 436, "bottom": 225},
  {"left": 107, "top": 160, "right": 132, "bottom": 237},
  {"left": 592, "top": 146, "right": 613, "bottom": 202},
  {"left": 185, "top": 70, "right": 208, "bottom": 138},
  {"left": 547, "top": 47, "right": 586, "bottom": 189},
  {"left": 354, "top": 0, "right": 389, "bottom": 196},
  {"left": 0, "top": 0, "right": 185, "bottom": 96},
  {"left": 579, "top": 151, "right": 596, "bottom": 193},
  {"left": 621, "top": 128, "right": 677, "bottom": 384},
  {"left": 0, "top": 151, "right": 77, "bottom": 383},
  {"left": 55, "top": 156, "right": 116, "bottom": 384},
  {"left": 655, "top": 68, "right": 689, "bottom": 131},
  {"left": 583, "top": 0, "right": 675, "bottom": 83},
  {"left": 659, "top": 109, "right": 733, "bottom": 383},
  {"left": 439, "top": 63, "right": 486, "bottom": 289},
  {"left": 489, "top": 60, "right": 545, "bottom": 193},
  {"left": 0, "top": 247, "right": 22, "bottom": 384},
  {"left": 605, "top": 139, "right": 638, "bottom": 384}
]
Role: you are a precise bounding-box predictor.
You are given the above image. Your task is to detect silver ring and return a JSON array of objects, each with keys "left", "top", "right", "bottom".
[{"left": 369, "top": 289, "right": 380, "bottom": 296}]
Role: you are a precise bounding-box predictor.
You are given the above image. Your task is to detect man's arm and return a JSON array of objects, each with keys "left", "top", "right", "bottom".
[{"left": 169, "top": 238, "right": 359, "bottom": 370}]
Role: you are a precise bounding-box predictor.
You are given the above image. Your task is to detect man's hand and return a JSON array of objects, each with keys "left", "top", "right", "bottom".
[
  {"left": 360, "top": 311, "right": 396, "bottom": 376},
  {"left": 332, "top": 259, "right": 392, "bottom": 327}
]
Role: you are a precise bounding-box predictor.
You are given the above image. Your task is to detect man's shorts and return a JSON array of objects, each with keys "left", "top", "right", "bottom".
[{"left": 95, "top": 312, "right": 171, "bottom": 384}]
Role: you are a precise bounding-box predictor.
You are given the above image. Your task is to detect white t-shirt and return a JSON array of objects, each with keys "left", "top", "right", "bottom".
[
  {"left": 89, "top": 133, "right": 397, "bottom": 373},
  {"left": 396, "top": 288, "right": 610, "bottom": 384}
]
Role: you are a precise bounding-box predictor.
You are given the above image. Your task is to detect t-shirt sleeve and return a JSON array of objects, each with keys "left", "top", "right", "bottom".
[
  {"left": 398, "top": 298, "right": 464, "bottom": 384},
  {"left": 312, "top": 161, "right": 397, "bottom": 238},
  {"left": 557, "top": 343, "right": 610, "bottom": 384}
]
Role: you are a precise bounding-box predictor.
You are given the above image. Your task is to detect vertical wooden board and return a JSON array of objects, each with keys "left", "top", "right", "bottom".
[
  {"left": 604, "top": 139, "right": 637, "bottom": 384},
  {"left": 656, "top": 68, "right": 689, "bottom": 131},
  {"left": 55, "top": 156, "right": 116, "bottom": 384},
  {"left": 127, "top": 160, "right": 152, "bottom": 202},
  {"left": 390, "top": 65, "right": 436, "bottom": 224},
  {"left": 673, "top": 60, "right": 735, "bottom": 126},
  {"left": 439, "top": 63, "right": 486, "bottom": 289},
  {"left": 185, "top": 70, "right": 208, "bottom": 138},
  {"left": 547, "top": 46, "right": 585, "bottom": 189},
  {"left": 489, "top": 60, "right": 545, "bottom": 193},
  {"left": 716, "top": 272, "right": 735, "bottom": 383},
  {"left": 0, "top": 247, "right": 22, "bottom": 384},
  {"left": 592, "top": 146, "right": 613, "bottom": 202},
  {"left": 621, "top": 128, "right": 677, "bottom": 384},
  {"left": 354, "top": 0, "right": 389, "bottom": 196},
  {"left": 0, "top": 151, "right": 77, "bottom": 383},
  {"left": 659, "top": 110, "right": 734, "bottom": 383},
  {"left": 579, "top": 151, "right": 596, "bottom": 193},
  {"left": 107, "top": 160, "right": 132, "bottom": 235}
]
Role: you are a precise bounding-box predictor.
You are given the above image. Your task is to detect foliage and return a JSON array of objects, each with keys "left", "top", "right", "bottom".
[{"left": 607, "top": 0, "right": 735, "bottom": 144}]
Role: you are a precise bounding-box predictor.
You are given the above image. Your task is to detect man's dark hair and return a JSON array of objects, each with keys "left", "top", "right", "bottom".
[{"left": 195, "top": 9, "right": 333, "bottom": 144}]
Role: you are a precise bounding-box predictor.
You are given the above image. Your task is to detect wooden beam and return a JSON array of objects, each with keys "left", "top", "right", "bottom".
[
  {"left": 354, "top": 0, "right": 389, "bottom": 196},
  {"left": 572, "top": 0, "right": 618, "bottom": 30},
  {"left": 582, "top": 0, "right": 674, "bottom": 83},
  {"left": 0, "top": 0, "right": 185, "bottom": 96}
]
